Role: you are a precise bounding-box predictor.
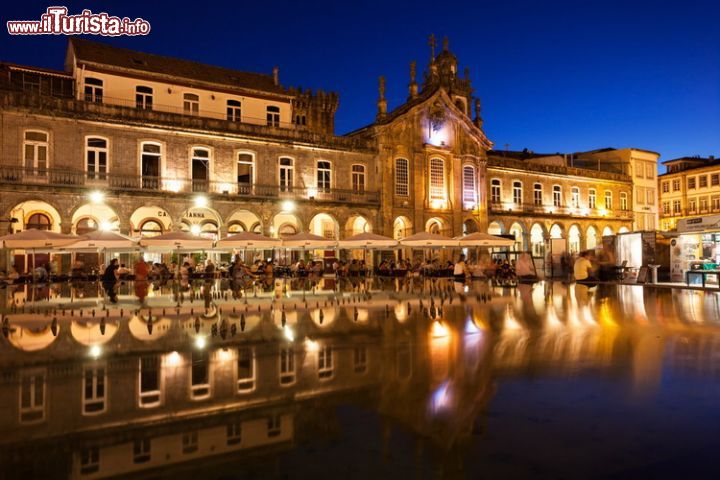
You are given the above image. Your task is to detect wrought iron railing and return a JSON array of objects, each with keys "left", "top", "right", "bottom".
[{"left": 489, "top": 201, "right": 634, "bottom": 218}]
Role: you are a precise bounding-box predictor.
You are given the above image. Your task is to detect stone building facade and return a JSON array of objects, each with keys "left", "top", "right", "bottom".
[{"left": 658, "top": 155, "right": 720, "bottom": 231}]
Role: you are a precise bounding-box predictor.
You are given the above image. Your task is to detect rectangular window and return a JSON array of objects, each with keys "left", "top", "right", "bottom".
[
  {"left": 491, "top": 180, "right": 501, "bottom": 204},
  {"left": 462, "top": 166, "right": 477, "bottom": 205},
  {"left": 636, "top": 186, "right": 644, "bottom": 204},
  {"left": 317, "top": 160, "right": 332, "bottom": 190},
  {"left": 183, "top": 93, "right": 199, "bottom": 115},
  {"left": 354, "top": 346, "right": 367, "bottom": 374},
  {"left": 513, "top": 182, "right": 523, "bottom": 205},
  {"left": 237, "top": 347, "right": 255, "bottom": 392},
  {"left": 266, "top": 106, "right": 280, "bottom": 127},
  {"left": 227, "top": 99, "right": 241, "bottom": 122},
  {"left": 267, "top": 415, "right": 281, "bottom": 437},
  {"left": 139, "top": 356, "right": 161, "bottom": 407},
  {"left": 19, "top": 371, "right": 45, "bottom": 423},
  {"left": 688, "top": 177, "right": 696, "bottom": 189},
  {"left": 86, "top": 137, "right": 108, "bottom": 180},
  {"left": 700, "top": 197, "right": 709, "bottom": 211},
  {"left": 318, "top": 345, "right": 333, "bottom": 379},
  {"left": 533, "top": 183, "right": 542, "bottom": 206},
  {"left": 689, "top": 199, "right": 697, "bottom": 212},
  {"left": 191, "top": 350, "right": 210, "bottom": 399},
  {"left": 133, "top": 439, "right": 151, "bottom": 464},
  {"left": 712, "top": 196, "right": 720, "bottom": 211},
  {"left": 24, "top": 130, "right": 49, "bottom": 173},
  {"left": 604, "top": 191, "right": 613, "bottom": 209},
  {"left": 279, "top": 157, "right": 294, "bottom": 191},
  {"left": 588, "top": 189, "right": 596, "bottom": 209},
  {"left": 646, "top": 188, "right": 655, "bottom": 205},
  {"left": 635, "top": 162, "right": 644, "bottom": 178},
  {"left": 570, "top": 187, "right": 579, "bottom": 208},
  {"left": 227, "top": 421, "right": 242, "bottom": 445},
  {"left": 395, "top": 159, "right": 409, "bottom": 197},
  {"left": 83, "top": 366, "right": 106, "bottom": 415},
  {"left": 84, "top": 77, "right": 103, "bottom": 103},
  {"left": 352, "top": 165, "right": 366, "bottom": 193},
  {"left": 237, "top": 153, "right": 254, "bottom": 190},
  {"left": 80, "top": 447, "right": 100, "bottom": 474},
  {"left": 552, "top": 186, "right": 562, "bottom": 207},
  {"left": 279, "top": 347, "right": 295, "bottom": 385},
  {"left": 140, "top": 142, "right": 162, "bottom": 190},
  {"left": 182, "top": 432, "right": 198, "bottom": 454},
  {"left": 662, "top": 181, "right": 669, "bottom": 193},
  {"left": 711, "top": 174, "right": 719, "bottom": 186},
  {"left": 645, "top": 163, "right": 655, "bottom": 178},
  {"left": 191, "top": 147, "right": 210, "bottom": 192},
  {"left": 673, "top": 200, "right": 681, "bottom": 214},
  {"left": 672, "top": 179, "right": 680, "bottom": 191},
  {"left": 135, "top": 86, "right": 153, "bottom": 110},
  {"left": 621, "top": 192, "right": 628, "bottom": 210},
  {"left": 699, "top": 175, "right": 708, "bottom": 188},
  {"left": 662, "top": 202, "right": 670, "bottom": 215},
  {"left": 429, "top": 158, "right": 445, "bottom": 201}
]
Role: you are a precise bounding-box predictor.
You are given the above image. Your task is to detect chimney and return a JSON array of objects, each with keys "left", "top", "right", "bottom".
[
  {"left": 272, "top": 66, "right": 279, "bottom": 86},
  {"left": 408, "top": 61, "right": 418, "bottom": 99},
  {"left": 376, "top": 75, "right": 387, "bottom": 120}
]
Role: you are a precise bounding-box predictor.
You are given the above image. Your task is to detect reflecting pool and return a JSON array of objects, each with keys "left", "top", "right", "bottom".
[{"left": 1, "top": 278, "right": 719, "bottom": 479}]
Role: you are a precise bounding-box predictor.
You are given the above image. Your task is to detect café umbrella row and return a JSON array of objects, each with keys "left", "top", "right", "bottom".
[{"left": 0, "top": 229, "right": 514, "bottom": 255}]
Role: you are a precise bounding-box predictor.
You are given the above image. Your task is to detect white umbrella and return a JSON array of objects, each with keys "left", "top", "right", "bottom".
[
  {"left": 139, "top": 231, "right": 214, "bottom": 252},
  {"left": 216, "top": 232, "right": 280, "bottom": 250},
  {"left": 281, "top": 232, "right": 337, "bottom": 250},
  {"left": 399, "top": 232, "right": 458, "bottom": 248},
  {"left": 455, "top": 232, "right": 514, "bottom": 247},
  {"left": 0, "top": 229, "right": 79, "bottom": 249},
  {"left": 338, "top": 232, "right": 398, "bottom": 249},
  {"left": 63, "top": 230, "right": 140, "bottom": 251}
]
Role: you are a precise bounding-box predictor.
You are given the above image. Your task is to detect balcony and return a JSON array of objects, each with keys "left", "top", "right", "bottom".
[
  {"left": 0, "top": 165, "right": 380, "bottom": 205},
  {"left": 489, "top": 201, "right": 633, "bottom": 219}
]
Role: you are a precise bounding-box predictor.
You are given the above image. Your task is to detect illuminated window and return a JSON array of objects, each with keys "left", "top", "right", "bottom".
[
  {"left": 570, "top": 186, "right": 580, "bottom": 208},
  {"left": 236, "top": 347, "right": 255, "bottom": 392},
  {"left": 227, "top": 99, "right": 241, "bottom": 122},
  {"left": 588, "top": 188, "right": 597, "bottom": 209},
  {"left": 84, "top": 77, "right": 103, "bottom": 103},
  {"left": 673, "top": 200, "right": 681, "bottom": 214},
  {"left": 530, "top": 223, "right": 545, "bottom": 257},
  {"left": 139, "top": 220, "right": 163, "bottom": 238},
  {"left": 712, "top": 196, "right": 720, "bottom": 211},
  {"left": 552, "top": 185, "right": 562, "bottom": 207},
  {"left": 317, "top": 160, "right": 332, "bottom": 190},
  {"left": 24, "top": 130, "right": 48, "bottom": 172},
  {"left": 86, "top": 137, "right": 108, "bottom": 180},
  {"left": 689, "top": 198, "right": 697, "bottom": 212},
  {"left": 672, "top": 179, "right": 680, "bottom": 191},
  {"left": 645, "top": 189, "right": 654, "bottom": 205},
  {"left": 462, "top": 166, "right": 477, "bottom": 205},
  {"left": 279, "top": 347, "right": 295, "bottom": 385},
  {"left": 138, "top": 356, "right": 161, "bottom": 407},
  {"left": 533, "top": 183, "right": 542, "bottom": 206},
  {"left": 662, "top": 202, "right": 670, "bottom": 215},
  {"left": 661, "top": 181, "right": 669, "bottom": 193},
  {"left": 237, "top": 153, "right": 254, "bottom": 187},
  {"left": 135, "top": 86, "right": 152, "bottom": 110},
  {"left": 490, "top": 179, "right": 501, "bottom": 203},
  {"left": 82, "top": 366, "right": 106, "bottom": 415},
  {"left": 352, "top": 164, "right": 366, "bottom": 192},
  {"left": 279, "top": 157, "right": 294, "bottom": 191},
  {"left": 513, "top": 181, "right": 523, "bottom": 205},
  {"left": 19, "top": 371, "right": 45, "bottom": 423},
  {"left": 318, "top": 345, "right": 333, "bottom": 379},
  {"left": 636, "top": 186, "right": 645, "bottom": 204},
  {"left": 190, "top": 350, "right": 210, "bottom": 399},
  {"left": 26, "top": 213, "right": 51, "bottom": 231},
  {"left": 395, "top": 158, "right": 409, "bottom": 197},
  {"left": 429, "top": 158, "right": 445, "bottom": 201},
  {"left": 604, "top": 191, "right": 613, "bottom": 209},
  {"left": 183, "top": 93, "right": 199, "bottom": 115},
  {"left": 266, "top": 106, "right": 280, "bottom": 127},
  {"left": 700, "top": 197, "right": 708, "bottom": 211}
]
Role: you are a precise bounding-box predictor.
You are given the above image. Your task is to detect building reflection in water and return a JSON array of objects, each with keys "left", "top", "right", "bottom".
[{"left": 0, "top": 278, "right": 719, "bottom": 478}]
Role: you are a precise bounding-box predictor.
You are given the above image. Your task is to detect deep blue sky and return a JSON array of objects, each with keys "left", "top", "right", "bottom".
[{"left": 2, "top": 0, "right": 719, "bottom": 168}]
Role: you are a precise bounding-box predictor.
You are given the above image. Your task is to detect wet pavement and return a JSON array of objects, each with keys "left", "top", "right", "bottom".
[{"left": 0, "top": 277, "right": 719, "bottom": 479}]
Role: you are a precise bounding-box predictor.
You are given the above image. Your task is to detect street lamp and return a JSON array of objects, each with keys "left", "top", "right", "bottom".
[{"left": 89, "top": 191, "right": 105, "bottom": 204}]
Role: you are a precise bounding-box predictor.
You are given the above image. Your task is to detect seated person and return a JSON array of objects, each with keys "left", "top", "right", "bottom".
[{"left": 573, "top": 251, "right": 597, "bottom": 282}]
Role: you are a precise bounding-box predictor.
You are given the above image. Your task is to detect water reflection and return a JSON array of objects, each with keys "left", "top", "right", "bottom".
[{"left": 0, "top": 279, "right": 719, "bottom": 478}]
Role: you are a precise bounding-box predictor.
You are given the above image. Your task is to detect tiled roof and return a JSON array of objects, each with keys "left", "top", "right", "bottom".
[{"left": 69, "top": 38, "right": 287, "bottom": 96}]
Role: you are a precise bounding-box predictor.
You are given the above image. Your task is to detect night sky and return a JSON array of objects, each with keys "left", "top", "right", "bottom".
[{"left": 2, "top": 0, "right": 719, "bottom": 168}]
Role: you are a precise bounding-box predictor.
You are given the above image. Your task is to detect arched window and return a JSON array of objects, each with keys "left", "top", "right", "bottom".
[
  {"left": 530, "top": 224, "right": 545, "bottom": 257},
  {"left": 509, "top": 223, "right": 524, "bottom": 251},
  {"left": 552, "top": 185, "right": 562, "bottom": 207},
  {"left": 533, "top": 183, "right": 543, "bottom": 206},
  {"left": 512, "top": 181, "right": 523, "bottom": 205},
  {"left": 428, "top": 158, "right": 445, "bottom": 201},
  {"left": 75, "top": 217, "right": 98, "bottom": 236},
  {"left": 550, "top": 224, "right": 563, "bottom": 239},
  {"left": 395, "top": 159, "right": 409, "bottom": 197},
  {"left": 139, "top": 220, "right": 163, "bottom": 237},
  {"left": 183, "top": 93, "right": 199, "bottom": 115},
  {"left": 84, "top": 77, "right": 103, "bottom": 103},
  {"left": 278, "top": 223, "right": 297, "bottom": 238},
  {"left": 227, "top": 222, "right": 245, "bottom": 233},
  {"left": 279, "top": 157, "right": 294, "bottom": 191},
  {"left": 266, "top": 106, "right": 280, "bottom": 127},
  {"left": 227, "top": 99, "right": 241, "bottom": 122},
  {"left": 86, "top": 137, "right": 108, "bottom": 180},
  {"left": 200, "top": 221, "right": 218, "bottom": 241},
  {"left": 317, "top": 160, "right": 332, "bottom": 190},
  {"left": 191, "top": 147, "right": 210, "bottom": 192},
  {"left": 237, "top": 153, "right": 254, "bottom": 190},
  {"left": 586, "top": 226, "right": 598, "bottom": 250},
  {"left": 490, "top": 179, "right": 501, "bottom": 203},
  {"left": 604, "top": 191, "right": 613, "bottom": 209},
  {"left": 136, "top": 86, "right": 153, "bottom": 110},
  {"left": 462, "top": 166, "right": 477, "bottom": 206},
  {"left": 26, "top": 213, "right": 51, "bottom": 231},
  {"left": 568, "top": 225, "right": 581, "bottom": 254},
  {"left": 24, "top": 130, "right": 49, "bottom": 173},
  {"left": 352, "top": 165, "right": 366, "bottom": 193}
]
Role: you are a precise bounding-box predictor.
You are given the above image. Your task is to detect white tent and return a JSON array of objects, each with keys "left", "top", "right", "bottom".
[
  {"left": 139, "top": 231, "right": 214, "bottom": 252},
  {"left": 399, "top": 232, "right": 458, "bottom": 248},
  {"left": 338, "top": 232, "right": 398, "bottom": 249},
  {"left": 63, "top": 230, "right": 140, "bottom": 251},
  {"left": 456, "top": 232, "right": 514, "bottom": 247},
  {"left": 216, "top": 232, "right": 280, "bottom": 250},
  {"left": 0, "top": 230, "right": 80, "bottom": 249},
  {"left": 281, "top": 232, "right": 337, "bottom": 250}
]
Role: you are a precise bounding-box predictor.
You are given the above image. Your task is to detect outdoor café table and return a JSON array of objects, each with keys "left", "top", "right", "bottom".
[{"left": 685, "top": 270, "right": 720, "bottom": 288}]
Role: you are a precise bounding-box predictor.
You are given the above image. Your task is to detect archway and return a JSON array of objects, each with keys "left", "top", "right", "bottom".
[
  {"left": 226, "top": 209, "right": 262, "bottom": 234},
  {"left": 309, "top": 213, "right": 339, "bottom": 239},
  {"left": 508, "top": 222, "right": 525, "bottom": 252},
  {"left": 425, "top": 217, "right": 447, "bottom": 235},
  {"left": 549, "top": 224, "right": 563, "bottom": 239},
  {"left": 71, "top": 203, "right": 120, "bottom": 234},
  {"left": 568, "top": 225, "right": 581, "bottom": 254},
  {"left": 179, "top": 207, "right": 223, "bottom": 240},
  {"left": 488, "top": 221, "right": 504, "bottom": 235},
  {"left": 130, "top": 206, "right": 173, "bottom": 236},
  {"left": 393, "top": 216, "right": 412, "bottom": 240},
  {"left": 530, "top": 223, "right": 545, "bottom": 257},
  {"left": 618, "top": 226, "right": 630, "bottom": 234},
  {"left": 345, "top": 215, "right": 371, "bottom": 237},
  {"left": 586, "top": 226, "right": 598, "bottom": 250},
  {"left": 10, "top": 200, "right": 62, "bottom": 232},
  {"left": 602, "top": 226, "right": 614, "bottom": 237},
  {"left": 463, "top": 218, "right": 479, "bottom": 235}
]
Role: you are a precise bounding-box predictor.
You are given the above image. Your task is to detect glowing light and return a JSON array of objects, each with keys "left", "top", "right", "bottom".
[
  {"left": 190, "top": 224, "right": 201, "bottom": 236},
  {"left": 89, "top": 191, "right": 104, "bottom": 204},
  {"left": 307, "top": 188, "right": 318, "bottom": 199},
  {"left": 99, "top": 221, "right": 113, "bottom": 231},
  {"left": 283, "top": 325, "right": 294, "bottom": 342},
  {"left": 430, "top": 199, "right": 446, "bottom": 210},
  {"left": 219, "top": 183, "right": 233, "bottom": 194},
  {"left": 281, "top": 200, "right": 295, "bottom": 213},
  {"left": 194, "top": 336, "right": 207, "bottom": 349},
  {"left": 465, "top": 317, "right": 484, "bottom": 334},
  {"left": 599, "top": 208, "right": 608, "bottom": 217},
  {"left": 463, "top": 201, "right": 477, "bottom": 210},
  {"left": 194, "top": 196, "right": 209, "bottom": 208},
  {"left": 166, "top": 180, "right": 183, "bottom": 193},
  {"left": 89, "top": 345, "right": 102, "bottom": 358},
  {"left": 430, "top": 381, "right": 451, "bottom": 412},
  {"left": 165, "top": 351, "right": 182, "bottom": 366},
  {"left": 305, "top": 339, "right": 320, "bottom": 353},
  {"left": 503, "top": 306, "right": 523, "bottom": 330},
  {"left": 217, "top": 348, "right": 233, "bottom": 362},
  {"left": 431, "top": 320, "right": 449, "bottom": 338}
]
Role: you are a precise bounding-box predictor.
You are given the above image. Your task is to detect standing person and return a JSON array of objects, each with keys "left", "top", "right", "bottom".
[
  {"left": 102, "top": 258, "right": 120, "bottom": 303},
  {"left": 134, "top": 258, "right": 149, "bottom": 281},
  {"left": 453, "top": 254, "right": 469, "bottom": 282}
]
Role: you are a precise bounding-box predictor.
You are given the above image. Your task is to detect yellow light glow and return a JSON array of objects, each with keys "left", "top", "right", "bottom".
[
  {"left": 194, "top": 196, "right": 209, "bottom": 208},
  {"left": 165, "top": 351, "right": 182, "bottom": 366},
  {"left": 99, "top": 221, "right": 113, "bottom": 231},
  {"left": 305, "top": 339, "right": 320, "bottom": 353},
  {"left": 89, "top": 345, "right": 102, "bottom": 358},
  {"left": 194, "top": 336, "right": 206, "bottom": 349},
  {"left": 165, "top": 179, "right": 183, "bottom": 193},
  {"left": 307, "top": 188, "right": 318, "bottom": 199},
  {"left": 190, "top": 224, "right": 201, "bottom": 236},
  {"left": 217, "top": 348, "right": 233, "bottom": 362},
  {"left": 89, "top": 191, "right": 104, "bottom": 204},
  {"left": 219, "top": 183, "right": 233, "bottom": 194},
  {"left": 281, "top": 200, "right": 295, "bottom": 212},
  {"left": 431, "top": 320, "right": 449, "bottom": 338},
  {"left": 283, "top": 325, "right": 294, "bottom": 341}
]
